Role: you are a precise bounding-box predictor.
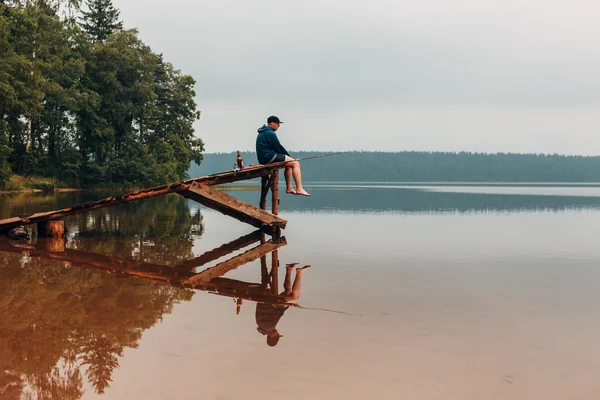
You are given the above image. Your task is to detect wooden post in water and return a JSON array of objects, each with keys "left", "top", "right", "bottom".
[
  {"left": 271, "top": 170, "right": 280, "bottom": 238},
  {"left": 271, "top": 170, "right": 279, "bottom": 215},
  {"left": 37, "top": 220, "right": 65, "bottom": 238},
  {"left": 260, "top": 176, "right": 270, "bottom": 210}
]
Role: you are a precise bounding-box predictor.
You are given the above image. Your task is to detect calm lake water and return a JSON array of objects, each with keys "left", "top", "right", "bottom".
[{"left": 2, "top": 184, "right": 600, "bottom": 399}]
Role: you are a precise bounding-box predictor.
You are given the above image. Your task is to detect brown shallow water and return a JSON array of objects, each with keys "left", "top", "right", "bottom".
[{"left": 2, "top": 186, "right": 600, "bottom": 399}]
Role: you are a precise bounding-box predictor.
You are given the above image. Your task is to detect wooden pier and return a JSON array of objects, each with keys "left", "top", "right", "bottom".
[{"left": 0, "top": 161, "right": 290, "bottom": 237}]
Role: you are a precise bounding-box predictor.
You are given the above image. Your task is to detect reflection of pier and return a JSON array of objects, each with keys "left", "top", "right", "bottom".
[
  {"left": 0, "top": 217, "right": 313, "bottom": 398},
  {"left": 0, "top": 229, "right": 303, "bottom": 311}
]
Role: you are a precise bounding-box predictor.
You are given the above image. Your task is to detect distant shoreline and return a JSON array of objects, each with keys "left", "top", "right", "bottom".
[
  {"left": 0, "top": 188, "right": 81, "bottom": 195},
  {"left": 5, "top": 181, "right": 600, "bottom": 196},
  {"left": 219, "top": 181, "right": 600, "bottom": 187}
]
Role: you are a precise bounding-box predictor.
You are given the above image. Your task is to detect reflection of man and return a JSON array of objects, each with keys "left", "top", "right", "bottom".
[{"left": 256, "top": 263, "right": 310, "bottom": 347}]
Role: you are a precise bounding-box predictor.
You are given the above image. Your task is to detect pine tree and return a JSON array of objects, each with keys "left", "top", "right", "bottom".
[{"left": 80, "top": 0, "right": 122, "bottom": 42}]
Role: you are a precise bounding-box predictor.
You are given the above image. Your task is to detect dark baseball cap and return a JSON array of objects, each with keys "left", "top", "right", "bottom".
[{"left": 267, "top": 115, "right": 283, "bottom": 124}]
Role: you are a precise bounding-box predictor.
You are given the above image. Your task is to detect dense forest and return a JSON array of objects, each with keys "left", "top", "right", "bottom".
[
  {"left": 191, "top": 151, "right": 600, "bottom": 183},
  {"left": 0, "top": 0, "right": 203, "bottom": 189}
]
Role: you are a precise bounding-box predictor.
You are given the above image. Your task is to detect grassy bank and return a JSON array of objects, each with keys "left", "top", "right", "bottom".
[{"left": 1, "top": 175, "right": 68, "bottom": 192}]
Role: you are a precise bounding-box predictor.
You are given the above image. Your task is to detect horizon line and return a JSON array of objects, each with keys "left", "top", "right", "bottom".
[{"left": 200, "top": 150, "right": 600, "bottom": 157}]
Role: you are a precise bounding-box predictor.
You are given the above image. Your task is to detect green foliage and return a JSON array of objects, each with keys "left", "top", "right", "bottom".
[
  {"left": 80, "top": 0, "right": 122, "bottom": 42},
  {"left": 192, "top": 151, "right": 600, "bottom": 183},
  {"left": 0, "top": 133, "right": 12, "bottom": 188},
  {"left": 0, "top": 1, "right": 203, "bottom": 190}
]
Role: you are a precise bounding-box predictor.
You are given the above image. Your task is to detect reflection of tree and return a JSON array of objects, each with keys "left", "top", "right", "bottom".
[
  {"left": 79, "top": 337, "right": 120, "bottom": 394},
  {"left": 28, "top": 364, "right": 83, "bottom": 400},
  {"left": 69, "top": 194, "right": 204, "bottom": 265},
  {"left": 0, "top": 194, "right": 201, "bottom": 398}
]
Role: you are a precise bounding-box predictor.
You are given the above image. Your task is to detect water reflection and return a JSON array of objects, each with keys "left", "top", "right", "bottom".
[
  {"left": 0, "top": 243, "right": 192, "bottom": 398},
  {"left": 4, "top": 186, "right": 600, "bottom": 219},
  {"left": 0, "top": 225, "right": 310, "bottom": 398},
  {"left": 229, "top": 185, "right": 600, "bottom": 213},
  {"left": 256, "top": 263, "right": 311, "bottom": 347}
]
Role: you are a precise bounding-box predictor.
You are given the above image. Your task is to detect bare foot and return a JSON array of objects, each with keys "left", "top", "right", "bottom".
[
  {"left": 286, "top": 188, "right": 296, "bottom": 195},
  {"left": 286, "top": 263, "right": 299, "bottom": 270},
  {"left": 295, "top": 188, "right": 311, "bottom": 197},
  {"left": 297, "top": 265, "right": 311, "bottom": 271}
]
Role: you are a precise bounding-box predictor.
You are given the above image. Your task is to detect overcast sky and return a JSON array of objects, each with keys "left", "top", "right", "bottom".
[{"left": 113, "top": 0, "right": 599, "bottom": 154}]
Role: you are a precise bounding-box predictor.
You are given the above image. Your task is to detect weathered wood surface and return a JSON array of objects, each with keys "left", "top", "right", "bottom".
[
  {"left": 181, "top": 182, "right": 287, "bottom": 230},
  {"left": 185, "top": 237, "right": 287, "bottom": 286},
  {"left": 0, "top": 160, "right": 292, "bottom": 232}
]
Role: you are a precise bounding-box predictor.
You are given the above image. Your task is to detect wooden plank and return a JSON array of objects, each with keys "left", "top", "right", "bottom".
[
  {"left": 173, "top": 230, "right": 262, "bottom": 271},
  {"left": 181, "top": 182, "right": 287, "bottom": 230},
  {"left": 186, "top": 237, "right": 287, "bottom": 286}
]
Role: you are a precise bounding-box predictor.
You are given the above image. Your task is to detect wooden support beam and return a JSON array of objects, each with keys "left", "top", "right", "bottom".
[
  {"left": 186, "top": 237, "right": 287, "bottom": 286},
  {"left": 272, "top": 170, "right": 279, "bottom": 215},
  {"left": 260, "top": 175, "right": 270, "bottom": 210},
  {"left": 173, "top": 230, "right": 262, "bottom": 271},
  {"left": 181, "top": 182, "right": 287, "bottom": 230}
]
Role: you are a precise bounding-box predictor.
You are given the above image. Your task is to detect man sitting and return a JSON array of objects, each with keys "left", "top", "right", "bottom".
[{"left": 256, "top": 116, "right": 310, "bottom": 196}]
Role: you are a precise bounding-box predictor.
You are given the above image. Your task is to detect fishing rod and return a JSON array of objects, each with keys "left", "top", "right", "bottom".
[
  {"left": 209, "top": 151, "right": 347, "bottom": 176},
  {"left": 288, "top": 302, "right": 362, "bottom": 316},
  {"left": 289, "top": 151, "right": 347, "bottom": 163}
]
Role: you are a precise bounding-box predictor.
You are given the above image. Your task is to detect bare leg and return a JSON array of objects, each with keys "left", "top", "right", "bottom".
[
  {"left": 283, "top": 263, "right": 298, "bottom": 295},
  {"left": 284, "top": 166, "right": 295, "bottom": 194},
  {"left": 284, "top": 156, "right": 310, "bottom": 196},
  {"left": 281, "top": 265, "right": 310, "bottom": 302}
]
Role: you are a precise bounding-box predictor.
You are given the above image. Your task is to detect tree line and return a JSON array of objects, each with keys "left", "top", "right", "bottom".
[
  {"left": 0, "top": 0, "right": 204, "bottom": 189},
  {"left": 191, "top": 151, "right": 600, "bottom": 182}
]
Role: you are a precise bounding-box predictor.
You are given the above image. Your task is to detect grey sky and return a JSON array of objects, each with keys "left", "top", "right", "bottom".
[{"left": 113, "top": 0, "right": 599, "bottom": 154}]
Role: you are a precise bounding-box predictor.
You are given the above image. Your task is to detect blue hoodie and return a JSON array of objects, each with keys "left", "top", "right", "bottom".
[{"left": 255, "top": 125, "right": 290, "bottom": 164}]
